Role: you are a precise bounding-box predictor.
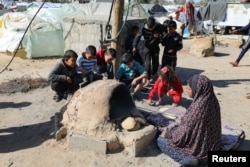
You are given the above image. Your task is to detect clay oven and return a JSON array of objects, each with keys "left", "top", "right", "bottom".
[{"left": 58, "top": 80, "right": 156, "bottom": 156}]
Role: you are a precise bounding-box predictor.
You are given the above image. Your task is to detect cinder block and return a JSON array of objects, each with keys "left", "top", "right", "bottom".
[
  {"left": 68, "top": 132, "right": 107, "bottom": 155},
  {"left": 132, "top": 127, "right": 157, "bottom": 156},
  {"left": 124, "top": 125, "right": 157, "bottom": 157}
]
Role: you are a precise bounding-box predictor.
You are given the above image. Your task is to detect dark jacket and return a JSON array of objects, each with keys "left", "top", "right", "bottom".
[
  {"left": 237, "top": 22, "right": 250, "bottom": 36},
  {"left": 161, "top": 31, "right": 183, "bottom": 56},
  {"left": 48, "top": 59, "right": 80, "bottom": 83},
  {"left": 133, "top": 22, "right": 166, "bottom": 51}
]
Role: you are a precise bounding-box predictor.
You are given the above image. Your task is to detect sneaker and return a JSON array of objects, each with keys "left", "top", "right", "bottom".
[
  {"left": 172, "top": 103, "right": 178, "bottom": 107},
  {"left": 149, "top": 78, "right": 154, "bottom": 83},
  {"left": 67, "top": 93, "right": 73, "bottom": 101},
  {"left": 155, "top": 100, "right": 162, "bottom": 106},
  {"left": 53, "top": 94, "right": 63, "bottom": 102},
  {"left": 229, "top": 62, "right": 238, "bottom": 67}
]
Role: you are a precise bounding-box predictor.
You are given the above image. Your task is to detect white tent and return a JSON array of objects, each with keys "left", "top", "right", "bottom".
[{"left": 0, "top": 2, "right": 85, "bottom": 58}]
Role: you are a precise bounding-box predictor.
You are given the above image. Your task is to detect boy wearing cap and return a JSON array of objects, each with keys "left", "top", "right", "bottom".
[
  {"left": 115, "top": 53, "right": 148, "bottom": 99},
  {"left": 161, "top": 21, "right": 183, "bottom": 71},
  {"left": 48, "top": 50, "right": 82, "bottom": 102}
]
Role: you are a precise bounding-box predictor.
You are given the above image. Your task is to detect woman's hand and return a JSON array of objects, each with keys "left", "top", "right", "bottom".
[{"left": 159, "top": 127, "right": 168, "bottom": 138}]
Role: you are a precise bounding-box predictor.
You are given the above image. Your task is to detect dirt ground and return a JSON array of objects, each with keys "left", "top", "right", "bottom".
[{"left": 0, "top": 35, "right": 250, "bottom": 167}]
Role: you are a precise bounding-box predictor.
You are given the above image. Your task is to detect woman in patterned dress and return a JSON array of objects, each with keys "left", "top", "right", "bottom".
[{"left": 157, "top": 75, "right": 221, "bottom": 167}]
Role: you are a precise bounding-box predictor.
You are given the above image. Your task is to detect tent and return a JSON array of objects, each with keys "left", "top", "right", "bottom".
[{"left": 0, "top": 2, "right": 84, "bottom": 58}]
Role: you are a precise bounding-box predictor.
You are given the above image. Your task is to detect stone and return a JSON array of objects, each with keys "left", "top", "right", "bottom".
[
  {"left": 122, "top": 125, "right": 157, "bottom": 157},
  {"left": 68, "top": 132, "right": 107, "bottom": 155},
  {"left": 55, "top": 126, "right": 67, "bottom": 141},
  {"left": 190, "top": 37, "right": 214, "bottom": 57}
]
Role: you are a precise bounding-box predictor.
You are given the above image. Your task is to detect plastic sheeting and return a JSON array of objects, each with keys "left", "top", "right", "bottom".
[
  {"left": 0, "top": 2, "right": 85, "bottom": 58},
  {"left": 23, "top": 24, "right": 65, "bottom": 59}
]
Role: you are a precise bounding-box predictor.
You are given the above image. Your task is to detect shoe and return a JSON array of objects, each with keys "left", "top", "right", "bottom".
[
  {"left": 53, "top": 94, "right": 63, "bottom": 102},
  {"left": 155, "top": 100, "right": 162, "bottom": 106},
  {"left": 172, "top": 103, "right": 178, "bottom": 107},
  {"left": 229, "top": 62, "right": 238, "bottom": 67}
]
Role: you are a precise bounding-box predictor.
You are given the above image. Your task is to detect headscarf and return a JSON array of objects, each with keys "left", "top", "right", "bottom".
[
  {"left": 168, "top": 75, "right": 221, "bottom": 161},
  {"left": 187, "top": 74, "right": 199, "bottom": 96}
]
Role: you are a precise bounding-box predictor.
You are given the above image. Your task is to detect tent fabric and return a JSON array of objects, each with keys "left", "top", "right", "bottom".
[
  {"left": 0, "top": 2, "right": 147, "bottom": 58},
  {"left": 199, "top": 2, "right": 227, "bottom": 21},
  {"left": 0, "top": 2, "right": 85, "bottom": 58},
  {"left": 150, "top": 4, "right": 167, "bottom": 14},
  {"left": 76, "top": 2, "right": 147, "bottom": 17}
]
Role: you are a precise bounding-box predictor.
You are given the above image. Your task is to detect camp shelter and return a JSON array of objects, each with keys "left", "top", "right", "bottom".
[{"left": 0, "top": 2, "right": 84, "bottom": 59}]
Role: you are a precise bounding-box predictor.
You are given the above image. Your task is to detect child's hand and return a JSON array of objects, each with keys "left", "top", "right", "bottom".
[
  {"left": 168, "top": 49, "right": 174, "bottom": 53},
  {"left": 153, "top": 33, "right": 159, "bottom": 38},
  {"left": 131, "top": 79, "right": 138, "bottom": 87},
  {"left": 232, "top": 29, "right": 238, "bottom": 34},
  {"left": 66, "top": 76, "right": 72, "bottom": 84},
  {"left": 132, "top": 48, "right": 136, "bottom": 55},
  {"left": 155, "top": 99, "right": 162, "bottom": 106},
  {"left": 147, "top": 99, "right": 153, "bottom": 105},
  {"left": 167, "top": 89, "right": 173, "bottom": 96},
  {"left": 82, "top": 69, "right": 88, "bottom": 75}
]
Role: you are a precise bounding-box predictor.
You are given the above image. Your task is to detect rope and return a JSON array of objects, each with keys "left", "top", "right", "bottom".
[
  {"left": 0, "top": 1, "right": 47, "bottom": 74},
  {"left": 105, "top": 0, "right": 131, "bottom": 42}
]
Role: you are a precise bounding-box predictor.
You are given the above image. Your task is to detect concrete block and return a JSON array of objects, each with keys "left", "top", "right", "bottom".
[
  {"left": 68, "top": 132, "right": 107, "bottom": 155},
  {"left": 132, "top": 127, "right": 157, "bottom": 156},
  {"left": 123, "top": 125, "right": 157, "bottom": 157}
]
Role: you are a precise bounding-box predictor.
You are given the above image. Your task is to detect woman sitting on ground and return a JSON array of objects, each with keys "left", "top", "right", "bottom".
[{"left": 157, "top": 75, "right": 221, "bottom": 167}]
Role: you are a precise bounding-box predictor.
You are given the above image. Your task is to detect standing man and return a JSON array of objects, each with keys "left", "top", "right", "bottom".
[
  {"left": 230, "top": 19, "right": 250, "bottom": 67},
  {"left": 132, "top": 16, "right": 165, "bottom": 82},
  {"left": 179, "top": 0, "right": 195, "bottom": 34}
]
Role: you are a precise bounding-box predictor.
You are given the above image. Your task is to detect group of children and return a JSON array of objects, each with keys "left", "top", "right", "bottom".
[
  {"left": 48, "top": 46, "right": 116, "bottom": 102},
  {"left": 48, "top": 16, "right": 184, "bottom": 107}
]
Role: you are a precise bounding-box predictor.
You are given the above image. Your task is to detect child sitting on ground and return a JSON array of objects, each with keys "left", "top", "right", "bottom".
[
  {"left": 77, "top": 45, "right": 102, "bottom": 87},
  {"left": 115, "top": 53, "right": 148, "bottom": 99},
  {"left": 96, "top": 47, "right": 116, "bottom": 79},
  {"left": 48, "top": 50, "right": 82, "bottom": 102},
  {"left": 147, "top": 66, "right": 183, "bottom": 106}
]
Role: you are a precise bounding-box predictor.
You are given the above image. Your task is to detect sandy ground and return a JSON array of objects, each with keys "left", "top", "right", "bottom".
[{"left": 0, "top": 35, "right": 250, "bottom": 167}]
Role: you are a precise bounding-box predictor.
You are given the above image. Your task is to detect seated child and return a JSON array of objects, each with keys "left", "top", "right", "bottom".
[
  {"left": 147, "top": 66, "right": 183, "bottom": 106},
  {"left": 115, "top": 53, "right": 148, "bottom": 98},
  {"left": 77, "top": 45, "right": 101, "bottom": 86},
  {"left": 96, "top": 47, "right": 116, "bottom": 79},
  {"left": 48, "top": 50, "right": 82, "bottom": 102}
]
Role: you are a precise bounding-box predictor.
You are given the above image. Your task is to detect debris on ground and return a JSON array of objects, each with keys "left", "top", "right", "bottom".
[{"left": 0, "top": 76, "right": 49, "bottom": 93}]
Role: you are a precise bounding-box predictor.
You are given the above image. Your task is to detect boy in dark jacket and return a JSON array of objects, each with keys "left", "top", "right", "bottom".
[
  {"left": 132, "top": 16, "right": 166, "bottom": 81},
  {"left": 161, "top": 21, "right": 183, "bottom": 71},
  {"left": 125, "top": 25, "right": 143, "bottom": 65},
  {"left": 48, "top": 50, "right": 82, "bottom": 102}
]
